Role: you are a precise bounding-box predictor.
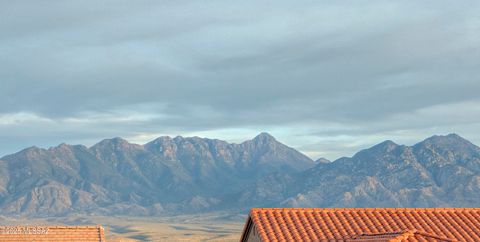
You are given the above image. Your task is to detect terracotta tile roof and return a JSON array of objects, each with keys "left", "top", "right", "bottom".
[
  {"left": 240, "top": 208, "right": 480, "bottom": 242},
  {"left": 0, "top": 225, "right": 105, "bottom": 241}
]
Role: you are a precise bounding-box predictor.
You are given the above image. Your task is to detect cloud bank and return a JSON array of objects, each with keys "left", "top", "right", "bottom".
[{"left": 1, "top": 0, "right": 479, "bottom": 159}]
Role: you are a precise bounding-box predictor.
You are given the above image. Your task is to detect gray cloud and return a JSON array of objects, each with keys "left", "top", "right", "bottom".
[{"left": 1, "top": 0, "right": 479, "bottom": 159}]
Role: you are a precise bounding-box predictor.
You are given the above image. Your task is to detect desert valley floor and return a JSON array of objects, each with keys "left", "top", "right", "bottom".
[{"left": 0, "top": 213, "right": 246, "bottom": 242}]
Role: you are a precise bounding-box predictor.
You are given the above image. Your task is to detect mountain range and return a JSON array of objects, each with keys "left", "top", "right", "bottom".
[{"left": 0, "top": 133, "right": 479, "bottom": 217}]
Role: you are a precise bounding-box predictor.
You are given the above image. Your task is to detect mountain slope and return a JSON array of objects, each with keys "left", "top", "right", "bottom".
[
  {"left": 0, "top": 133, "right": 315, "bottom": 216},
  {"left": 1, "top": 133, "right": 479, "bottom": 217},
  {"left": 273, "top": 134, "right": 480, "bottom": 208}
]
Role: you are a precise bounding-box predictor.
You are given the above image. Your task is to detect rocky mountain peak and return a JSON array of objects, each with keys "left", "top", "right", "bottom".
[
  {"left": 50, "top": 143, "right": 89, "bottom": 153},
  {"left": 374, "top": 140, "right": 398, "bottom": 150},
  {"left": 246, "top": 132, "right": 279, "bottom": 149},
  {"left": 315, "top": 158, "right": 331, "bottom": 164},
  {"left": 56, "top": 143, "right": 70, "bottom": 148},
  {"left": 47, "top": 143, "right": 76, "bottom": 155},
  {"left": 90, "top": 137, "right": 143, "bottom": 155},
  {"left": 92, "top": 137, "right": 130, "bottom": 147},
  {"left": 418, "top": 133, "right": 473, "bottom": 146},
  {"left": 415, "top": 133, "right": 479, "bottom": 154},
  {"left": 173, "top": 136, "right": 185, "bottom": 142},
  {"left": 146, "top": 136, "right": 173, "bottom": 145},
  {"left": 253, "top": 132, "right": 276, "bottom": 142},
  {"left": 4, "top": 146, "right": 45, "bottom": 160},
  {"left": 354, "top": 140, "right": 399, "bottom": 159}
]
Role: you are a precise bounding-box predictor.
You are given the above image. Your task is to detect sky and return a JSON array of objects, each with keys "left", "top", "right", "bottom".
[{"left": 1, "top": 0, "right": 479, "bottom": 160}]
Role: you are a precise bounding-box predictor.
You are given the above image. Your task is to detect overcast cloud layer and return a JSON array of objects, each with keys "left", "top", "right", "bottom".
[{"left": 1, "top": 0, "right": 479, "bottom": 160}]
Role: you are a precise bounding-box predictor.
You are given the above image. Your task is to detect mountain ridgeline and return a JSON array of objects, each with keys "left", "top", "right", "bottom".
[{"left": 0, "top": 133, "right": 479, "bottom": 217}]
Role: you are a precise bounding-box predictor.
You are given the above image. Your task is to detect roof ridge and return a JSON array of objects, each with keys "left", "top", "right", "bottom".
[
  {"left": 361, "top": 230, "right": 460, "bottom": 242},
  {"left": 251, "top": 208, "right": 480, "bottom": 212},
  {"left": 346, "top": 230, "right": 458, "bottom": 241},
  {"left": 345, "top": 231, "right": 406, "bottom": 241},
  {"left": 361, "top": 231, "right": 406, "bottom": 236},
  {"left": 412, "top": 230, "right": 458, "bottom": 242},
  {"left": 389, "top": 230, "right": 418, "bottom": 241}
]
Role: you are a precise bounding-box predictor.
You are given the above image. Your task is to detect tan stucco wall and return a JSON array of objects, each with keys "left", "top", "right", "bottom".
[{"left": 246, "top": 225, "right": 263, "bottom": 242}]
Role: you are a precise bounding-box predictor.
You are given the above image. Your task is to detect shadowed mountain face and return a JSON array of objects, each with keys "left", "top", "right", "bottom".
[{"left": 0, "top": 133, "right": 479, "bottom": 217}]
